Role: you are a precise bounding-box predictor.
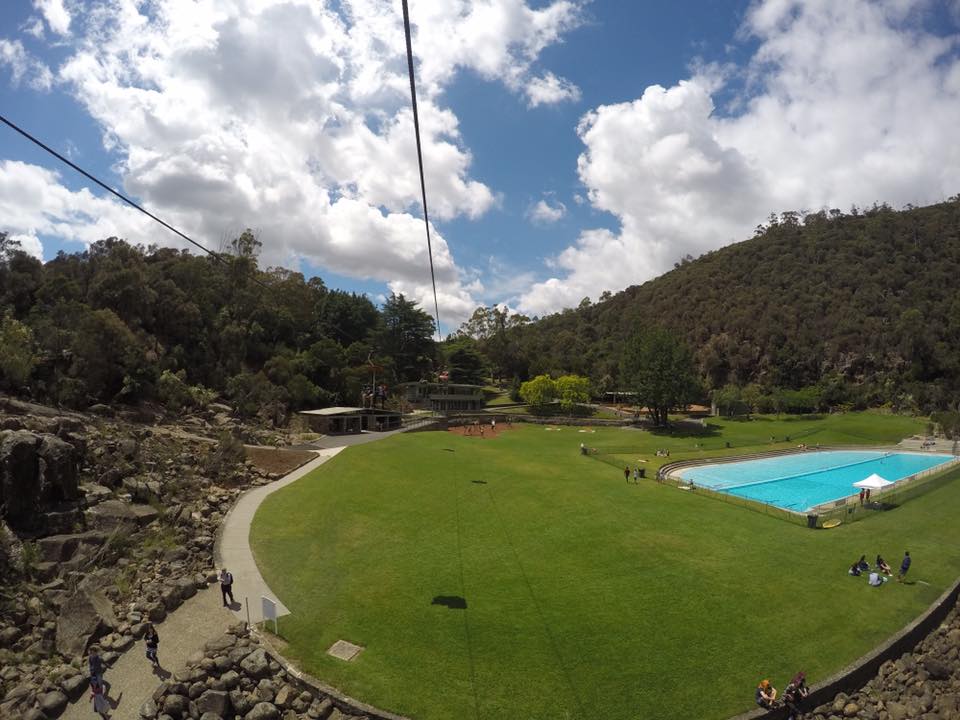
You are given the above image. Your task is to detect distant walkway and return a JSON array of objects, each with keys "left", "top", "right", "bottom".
[
  {"left": 215, "top": 448, "right": 344, "bottom": 623},
  {"left": 60, "top": 587, "right": 231, "bottom": 720}
]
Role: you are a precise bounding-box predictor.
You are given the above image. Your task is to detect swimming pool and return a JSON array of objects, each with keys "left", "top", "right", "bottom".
[{"left": 675, "top": 451, "right": 957, "bottom": 512}]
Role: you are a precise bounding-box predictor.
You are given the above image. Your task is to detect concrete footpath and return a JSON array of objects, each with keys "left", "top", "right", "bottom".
[
  {"left": 215, "top": 447, "right": 344, "bottom": 624},
  {"left": 60, "top": 587, "right": 231, "bottom": 720},
  {"left": 58, "top": 447, "right": 345, "bottom": 720}
]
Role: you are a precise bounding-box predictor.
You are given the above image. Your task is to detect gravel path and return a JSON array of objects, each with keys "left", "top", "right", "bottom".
[{"left": 60, "top": 586, "right": 231, "bottom": 720}]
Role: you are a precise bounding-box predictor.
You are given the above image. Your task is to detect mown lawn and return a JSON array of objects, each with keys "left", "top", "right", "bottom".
[{"left": 251, "top": 413, "right": 960, "bottom": 720}]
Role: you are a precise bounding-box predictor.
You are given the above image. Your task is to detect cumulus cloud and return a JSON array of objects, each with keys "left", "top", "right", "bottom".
[
  {"left": 526, "top": 71, "right": 582, "bottom": 107},
  {"left": 527, "top": 196, "right": 568, "bottom": 224},
  {"left": 33, "top": 0, "right": 71, "bottom": 36},
  {"left": 0, "top": 39, "right": 53, "bottom": 90},
  {"left": 519, "top": 0, "right": 960, "bottom": 316},
  {"left": 0, "top": 0, "right": 582, "bottom": 328}
]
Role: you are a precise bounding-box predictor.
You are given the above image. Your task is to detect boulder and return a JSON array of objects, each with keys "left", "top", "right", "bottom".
[
  {"left": 274, "top": 685, "right": 296, "bottom": 709},
  {"left": 38, "top": 690, "right": 68, "bottom": 717},
  {"left": 197, "top": 690, "right": 230, "bottom": 716},
  {"left": 38, "top": 434, "right": 79, "bottom": 504},
  {"left": 86, "top": 500, "right": 159, "bottom": 530},
  {"left": 240, "top": 649, "right": 271, "bottom": 679},
  {"left": 245, "top": 702, "right": 280, "bottom": 720},
  {"left": 55, "top": 586, "right": 118, "bottom": 656},
  {"left": 175, "top": 576, "right": 197, "bottom": 600},
  {"left": 162, "top": 693, "right": 190, "bottom": 717},
  {"left": 59, "top": 673, "right": 88, "bottom": 701},
  {"left": 0, "top": 430, "right": 41, "bottom": 524},
  {"left": 139, "top": 698, "right": 159, "bottom": 718},
  {"left": 923, "top": 657, "right": 952, "bottom": 680}
]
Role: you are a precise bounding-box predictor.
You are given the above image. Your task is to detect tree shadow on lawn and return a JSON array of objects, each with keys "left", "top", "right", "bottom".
[
  {"left": 649, "top": 423, "right": 721, "bottom": 439},
  {"left": 432, "top": 595, "right": 467, "bottom": 609}
]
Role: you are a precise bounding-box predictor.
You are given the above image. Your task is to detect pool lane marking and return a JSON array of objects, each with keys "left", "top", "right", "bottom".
[{"left": 484, "top": 483, "right": 587, "bottom": 719}]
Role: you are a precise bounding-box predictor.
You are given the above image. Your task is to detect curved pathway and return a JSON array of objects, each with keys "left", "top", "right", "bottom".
[
  {"left": 60, "top": 587, "right": 231, "bottom": 720},
  {"left": 215, "top": 447, "right": 344, "bottom": 623}
]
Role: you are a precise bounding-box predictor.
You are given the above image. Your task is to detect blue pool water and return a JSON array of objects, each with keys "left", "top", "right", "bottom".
[{"left": 676, "top": 451, "right": 955, "bottom": 512}]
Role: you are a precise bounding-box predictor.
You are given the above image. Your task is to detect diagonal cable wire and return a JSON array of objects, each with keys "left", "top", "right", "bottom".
[
  {"left": 0, "top": 113, "right": 386, "bottom": 354},
  {"left": 0, "top": 113, "right": 235, "bottom": 267},
  {"left": 401, "top": 0, "right": 443, "bottom": 341}
]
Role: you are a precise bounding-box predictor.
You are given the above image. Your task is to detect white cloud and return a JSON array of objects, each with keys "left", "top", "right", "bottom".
[
  {"left": 33, "top": 0, "right": 71, "bottom": 36},
  {"left": 9, "top": 234, "right": 44, "bottom": 261},
  {"left": 0, "top": 39, "right": 53, "bottom": 90},
  {"left": 527, "top": 196, "right": 567, "bottom": 224},
  {"left": 519, "top": 0, "right": 960, "bottom": 316},
  {"left": 526, "top": 71, "right": 582, "bottom": 107},
  {"left": 1, "top": 0, "right": 581, "bottom": 329}
]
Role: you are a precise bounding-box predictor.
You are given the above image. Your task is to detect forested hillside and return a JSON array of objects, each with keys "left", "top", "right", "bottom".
[
  {"left": 0, "top": 231, "right": 437, "bottom": 420},
  {"left": 462, "top": 199, "right": 960, "bottom": 412}
]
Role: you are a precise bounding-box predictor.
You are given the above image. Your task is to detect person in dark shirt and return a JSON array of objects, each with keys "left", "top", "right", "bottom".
[
  {"left": 876, "top": 555, "right": 892, "bottom": 575},
  {"left": 897, "top": 551, "right": 911, "bottom": 582},
  {"left": 783, "top": 671, "right": 809, "bottom": 719},
  {"left": 755, "top": 679, "right": 777, "bottom": 709},
  {"left": 88, "top": 646, "right": 105, "bottom": 685},
  {"left": 857, "top": 555, "right": 870, "bottom": 572}
]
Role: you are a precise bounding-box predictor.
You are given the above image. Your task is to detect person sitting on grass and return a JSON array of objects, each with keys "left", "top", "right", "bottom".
[
  {"left": 756, "top": 679, "right": 778, "bottom": 709},
  {"left": 849, "top": 561, "right": 862, "bottom": 577},
  {"left": 868, "top": 571, "right": 887, "bottom": 586},
  {"left": 857, "top": 555, "right": 870, "bottom": 572},
  {"left": 876, "top": 555, "right": 892, "bottom": 575},
  {"left": 783, "top": 672, "right": 809, "bottom": 719}
]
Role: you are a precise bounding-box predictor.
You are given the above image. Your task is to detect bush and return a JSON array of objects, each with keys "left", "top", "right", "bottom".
[{"left": 204, "top": 431, "right": 246, "bottom": 482}]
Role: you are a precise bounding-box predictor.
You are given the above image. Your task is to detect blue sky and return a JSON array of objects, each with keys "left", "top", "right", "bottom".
[{"left": 1, "top": 0, "right": 959, "bottom": 332}]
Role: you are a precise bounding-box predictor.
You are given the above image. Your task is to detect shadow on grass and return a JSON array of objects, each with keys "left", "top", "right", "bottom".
[
  {"left": 471, "top": 480, "right": 487, "bottom": 485},
  {"left": 649, "top": 423, "right": 721, "bottom": 439},
  {"left": 432, "top": 595, "right": 467, "bottom": 609}
]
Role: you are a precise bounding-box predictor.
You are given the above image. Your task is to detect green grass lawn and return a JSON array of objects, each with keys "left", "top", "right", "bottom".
[{"left": 251, "top": 412, "right": 960, "bottom": 720}]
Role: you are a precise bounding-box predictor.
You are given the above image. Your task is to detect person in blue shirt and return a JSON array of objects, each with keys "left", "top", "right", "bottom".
[{"left": 897, "top": 551, "right": 911, "bottom": 582}]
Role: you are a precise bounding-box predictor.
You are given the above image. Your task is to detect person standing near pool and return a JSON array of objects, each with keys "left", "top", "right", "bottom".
[{"left": 898, "top": 551, "right": 911, "bottom": 582}]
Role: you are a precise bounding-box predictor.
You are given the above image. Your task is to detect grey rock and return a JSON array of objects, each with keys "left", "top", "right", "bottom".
[
  {"left": 55, "top": 586, "right": 117, "bottom": 656},
  {"left": 199, "top": 713, "right": 222, "bottom": 720},
  {"left": 38, "top": 690, "right": 69, "bottom": 717},
  {"left": 140, "top": 698, "right": 159, "bottom": 718},
  {"left": 0, "top": 626, "right": 21, "bottom": 646},
  {"left": 197, "top": 689, "right": 230, "bottom": 716},
  {"left": 219, "top": 670, "right": 241, "bottom": 689},
  {"left": 59, "top": 673, "right": 88, "bottom": 701},
  {"left": 245, "top": 702, "right": 280, "bottom": 720},
  {"left": 274, "top": 684, "right": 296, "bottom": 709},
  {"left": 205, "top": 634, "right": 237, "bottom": 653},
  {"left": 923, "top": 657, "right": 951, "bottom": 680},
  {"left": 86, "top": 499, "right": 159, "bottom": 530},
  {"left": 887, "top": 701, "right": 909, "bottom": 720},
  {"left": 38, "top": 434, "right": 80, "bottom": 504},
  {"left": 162, "top": 693, "right": 190, "bottom": 717},
  {"left": 240, "top": 648, "right": 271, "bottom": 679},
  {"left": 229, "top": 689, "right": 254, "bottom": 715}
]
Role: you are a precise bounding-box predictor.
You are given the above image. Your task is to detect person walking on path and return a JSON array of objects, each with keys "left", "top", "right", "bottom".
[
  {"left": 898, "top": 551, "right": 911, "bottom": 582},
  {"left": 219, "top": 568, "right": 235, "bottom": 606},
  {"left": 88, "top": 646, "right": 105, "bottom": 686},
  {"left": 144, "top": 623, "right": 160, "bottom": 667},
  {"left": 624, "top": 466, "right": 630, "bottom": 482},
  {"left": 89, "top": 678, "right": 110, "bottom": 719},
  {"left": 633, "top": 467, "right": 640, "bottom": 483}
]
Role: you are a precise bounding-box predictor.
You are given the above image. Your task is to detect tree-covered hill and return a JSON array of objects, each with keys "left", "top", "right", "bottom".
[
  {"left": 466, "top": 198, "right": 960, "bottom": 412},
  {"left": 0, "top": 231, "right": 438, "bottom": 420}
]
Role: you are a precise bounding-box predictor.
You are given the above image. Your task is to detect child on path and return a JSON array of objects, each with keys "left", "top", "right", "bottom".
[
  {"left": 144, "top": 623, "right": 160, "bottom": 666},
  {"left": 90, "top": 678, "right": 109, "bottom": 719}
]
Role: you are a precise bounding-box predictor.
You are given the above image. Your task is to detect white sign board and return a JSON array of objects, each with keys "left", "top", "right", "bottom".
[{"left": 261, "top": 596, "right": 278, "bottom": 634}]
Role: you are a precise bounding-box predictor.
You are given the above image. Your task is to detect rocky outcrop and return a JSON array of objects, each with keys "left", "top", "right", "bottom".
[
  {"left": 54, "top": 585, "right": 118, "bottom": 657},
  {"left": 0, "top": 430, "right": 79, "bottom": 528}
]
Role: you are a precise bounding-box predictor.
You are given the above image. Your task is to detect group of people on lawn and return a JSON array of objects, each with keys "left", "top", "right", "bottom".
[
  {"left": 848, "top": 551, "right": 911, "bottom": 585},
  {"left": 756, "top": 672, "right": 809, "bottom": 717}
]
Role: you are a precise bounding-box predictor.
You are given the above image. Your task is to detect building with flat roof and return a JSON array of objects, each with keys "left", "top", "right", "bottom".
[
  {"left": 399, "top": 381, "right": 485, "bottom": 413},
  {"left": 298, "top": 407, "right": 402, "bottom": 434}
]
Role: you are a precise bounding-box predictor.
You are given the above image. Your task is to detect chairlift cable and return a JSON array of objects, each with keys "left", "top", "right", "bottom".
[{"left": 401, "top": 0, "right": 443, "bottom": 342}]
